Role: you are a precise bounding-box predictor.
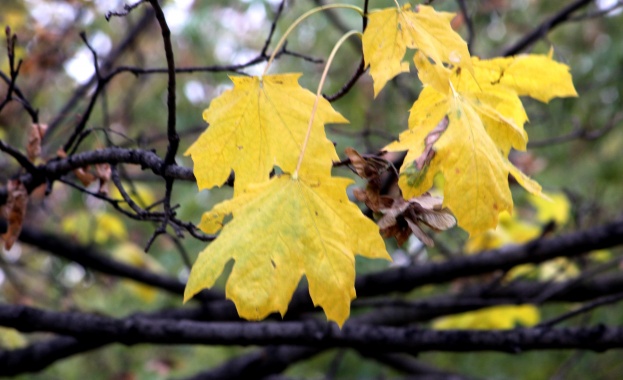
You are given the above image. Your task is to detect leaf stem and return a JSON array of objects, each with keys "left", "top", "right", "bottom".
[
  {"left": 294, "top": 30, "right": 361, "bottom": 178},
  {"left": 262, "top": 4, "right": 363, "bottom": 76}
]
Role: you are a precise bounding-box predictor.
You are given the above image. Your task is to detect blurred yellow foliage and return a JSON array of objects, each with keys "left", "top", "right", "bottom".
[
  {"left": 528, "top": 192, "right": 570, "bottom": 225},
  {"left": 432, "top": 304, "right": 540, "bottom": 330},
  {"left": 465, "top": 192, "right": 580, "bottom": 281},
  {"left": 0, "top": 327, "right": 27, "bottom": 349},
  {"left": 539, "top": 257, "right": 581, "bottom": 282},
  {"left": 589, "top": 249, "right": 612, "bottom": 263},
  {"left": 109, "top": 182, "right": 157, "bottom": 210},
  {"left": 112, "top": 242, "right": 165, "bottom": 303},
  {"left": 62, "top": 211, "right": 127, "bottom": 244},
  {"left": 464, "top": 211, "right": 540, "bottom": 253}
]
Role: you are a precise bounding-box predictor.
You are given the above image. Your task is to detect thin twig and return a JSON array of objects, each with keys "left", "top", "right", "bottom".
[
  {"left": 501, "top": 0, "right": 595, "bottom": 56},
  {"left": 105, "top": 0, "right": 148, "bottom": 21},
  {"left": 456, "top": 0, "right": 475, "bottom": 51},
  {"left": 538, "top": 291, "right": 623, "bottom": 328}
]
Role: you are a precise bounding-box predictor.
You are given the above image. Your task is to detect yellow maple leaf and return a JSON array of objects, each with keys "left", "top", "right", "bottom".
[
  {"left": 62, "top": 211, "right": 127, "bottom": 244},
  {"left": 184, "top": 174, "right": 390, "bottom": 327},
  {"left": 386, "top": 54, "right": 577, "bottom": 234},
  {"left": 362, "top": 4, "right": 471, "bottom": 96},
  {"left": 473, "top": 54, "right": 578, "bottom": 103},
  {"left": 185, "top": 74, "right": 347, "bottom": 194}
]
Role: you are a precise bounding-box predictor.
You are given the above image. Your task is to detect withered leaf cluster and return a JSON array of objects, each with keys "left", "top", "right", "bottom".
[{"left": 346, "top": 147, "right": 455, "bottom": 246}]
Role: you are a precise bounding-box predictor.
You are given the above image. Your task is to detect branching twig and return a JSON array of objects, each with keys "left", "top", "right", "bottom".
[
  {"left": 456, "top": 0, "right": 475, "bottom": 51},
  {"left": 323, "top": 0, "right": 370, "bottom": 102},
  {"left": 528, "top": 113, "right": 622, "bottom": 148},
  {"left": 0, "top": 140, "right": 39, "bottom": 175},
  {"left": 0, "top": 27, "right": 25, "bottom": 114},
  {"left": 501, "top": 0, "right": 595, "bottom": 56},
  {"left": 105, "top": 0, "right": 148, "bottom": 21},
  {"left": 0, "top": 219, "right": 220, "bottom": 301},
  {"left": 538, "top": 291, "right": 623, "bottom": 328}
]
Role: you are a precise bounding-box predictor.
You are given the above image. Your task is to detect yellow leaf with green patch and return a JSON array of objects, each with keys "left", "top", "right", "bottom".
[
  {"left": 386, "top": 53, "right": 576, "bottom": 234},
  {"left": 438, "top": 98, "right": 514, "bottom": 233},
  {"left": 185, "top": 74, "right": 347, "bottom": 193},
  {"left": 184, "top": 174, "right": 390, "bottom": 327},
  {"left": 362, "top": 5, "right": 471, "bottom": 96}
]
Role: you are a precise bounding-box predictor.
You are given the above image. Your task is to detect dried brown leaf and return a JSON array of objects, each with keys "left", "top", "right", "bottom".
[
  {"left": 1, "top": 180, "right": 28, "bottom": 250},
  {"left": 377, "top": 193, "right": 455, "bottom": 247},
  {"left": 26, "top": 123, "right": 48, "bottom": 162},
  {"left": 95, "top": 163, "right": 111, "bottom": 194},
  {"left": 74, "top": 167, "right": 96, "bottom": 187}
]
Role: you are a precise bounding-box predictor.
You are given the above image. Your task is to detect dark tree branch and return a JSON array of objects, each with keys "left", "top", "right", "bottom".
[
  {"left": 358, "top": 350, "right": 472, "bottom": 379},
  {"left": 0, "top": 220, "right": 221, "bottom": 302},
  {"left": 0, "top": 27, "right": 24, "bottom": 114},
  {"left": 182, "top": 346, "right": 321, "bottom": 380},
  {"left": 61, "top": 32, "right": 107, "bottom": 154},
  {"left": 0, "top": 140, "right": 39, "bottom": 175},
  {"left": 0, "top": 336, "right": 101, "bottom": 376},
  {"left": 0, "top": 147, "right": 192, "bottom": 205},
  {"left": 261, "top": 0, "right": 287, "bottom": 58},
  {"left": 528, "top": 112, "right": 622, "bottom": 148},
  {"left": 501, "top": 0, "right": 595, "bottom": 56},
  {"left": 538, "top": 291, "right": 623, "bottom": 328},
  {"left": 456, "top": 0, "right": 475, "bottom": 51},
  {"left": 354, "top": 273, "right": 623, "bottom": 325},
  {"left": 286, "top": 217, "right": 623, "bottom": 314},
  {"left": 105, "top": 0, "right": 148, "bottom": 21},
  {"left": 2, "top": 304, "right": 623, "bottom": 354},
  {"left": 0, "top": 72, "right": 39, "bottom": 123},
  {"left": 0, "top": 304, "right": 240, "bottom": 376},
  {"left": 3, "top": 273, "right": 623, "bottom": 376},
  {"left": 323, "top": 0, "right": 370, "bottom": 102},
  {"left": 147, "top": 0, "right": 178, "bottom": 167}
]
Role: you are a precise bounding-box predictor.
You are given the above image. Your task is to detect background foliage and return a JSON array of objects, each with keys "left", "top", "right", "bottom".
[{"left": 1, "top": 0, "right": 623, "bottom": 378}]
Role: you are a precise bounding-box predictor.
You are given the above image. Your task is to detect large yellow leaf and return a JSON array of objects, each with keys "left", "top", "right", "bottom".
[
  {"left": 362, "top": 7, "right": 410, "bottom": 97},
  {"left": 385, "top": 86, "right": 448, "bottom": 161},
  {"left": 184, "top": 174, "right": 390, "bottom": 327},
  {"left": 362, "top": 5, "right": 470, "bottom": 96},
  {"left": 185, "top": 74, "right": 347, "bottom": 193},
  {"left": 439, "top": 98, "right": 514, "bottom": 233}
]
